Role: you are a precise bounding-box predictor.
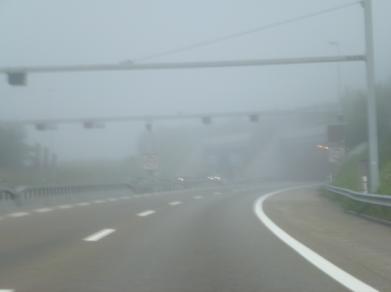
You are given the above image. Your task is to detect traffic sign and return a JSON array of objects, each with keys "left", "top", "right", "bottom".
[
  {"left": 328, "top": 146, "right": 345, "bottom": 164},
  {"left": 143, "top": 154, "right": 159, "bottom": 170},
  {"left": 7, "top": 72, "right": 27, "bottom": 86}
]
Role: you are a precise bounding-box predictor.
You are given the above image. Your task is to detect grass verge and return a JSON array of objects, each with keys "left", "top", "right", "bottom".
[
  {"left": 321, "top": 189, "right": 391, "bottom": 223},
  {"left": 379, "top": 160, "right": 391, "bottom": 194}
]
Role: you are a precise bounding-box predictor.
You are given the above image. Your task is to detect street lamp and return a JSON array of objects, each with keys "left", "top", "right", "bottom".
[
  {"left": 249, "top": 114, "right": 259, "bottom": 123},
  {"left": 202, "top": 116, "right": 212, "bottom": 125},
  {"left": 34, "top": 122, "right": 58, "bottom": 131},
  {"left": 83, "top": 120, "right": 105, "bottom": 129}
]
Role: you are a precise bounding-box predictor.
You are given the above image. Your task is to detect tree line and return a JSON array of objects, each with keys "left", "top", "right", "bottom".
[{"left": 343, "top": 83, "right": 391, "bottom": 166}]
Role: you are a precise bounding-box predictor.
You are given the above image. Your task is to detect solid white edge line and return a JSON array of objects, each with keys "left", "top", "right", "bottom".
[
  {"left": 253, "top": 187, "right": 378, "bottom": 292},
  {"left": 83, "top": 228, "right": 116, "bottom": 242},
  {"left": 137, "top": 210, "right": 155, "bottom": 217}
]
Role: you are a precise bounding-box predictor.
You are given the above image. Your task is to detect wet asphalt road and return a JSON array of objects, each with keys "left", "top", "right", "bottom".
[{"left": 0, "top": 185, "right": 349, "bottom": 292}]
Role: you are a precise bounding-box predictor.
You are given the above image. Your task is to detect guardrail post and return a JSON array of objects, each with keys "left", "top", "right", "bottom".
[{"left": 361, "top": 176, "right": 368, "bottom": 193}]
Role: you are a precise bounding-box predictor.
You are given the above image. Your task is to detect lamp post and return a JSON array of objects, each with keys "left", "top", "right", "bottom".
[{"left": 362, "top": 0, "right": 379, "bottom": 193}]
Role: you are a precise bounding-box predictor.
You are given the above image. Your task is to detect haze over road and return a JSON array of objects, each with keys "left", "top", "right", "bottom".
[{"left": 0, "top": 184, "right": 382, "bottom": 292}]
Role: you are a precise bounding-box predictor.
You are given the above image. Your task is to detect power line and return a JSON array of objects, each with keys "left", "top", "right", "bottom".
[{"left": 133, "top": 1, "right": 360, "bottom": 62}]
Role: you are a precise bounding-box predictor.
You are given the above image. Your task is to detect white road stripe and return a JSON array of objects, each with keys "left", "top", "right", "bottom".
[
  {"left": 213, "top": 191, "right": 222, "bottom": 195},
  {"left": 193, "top": 195, "right": 203, "bottom": 199},
  {"left": 83, "top": 229, "right": 116, "bottom": 242},
  {"left": 120, "top": 196, "right": 131, "bottom": 200},
  {"left": 107, "top": 198, "right": 118, "bottom": 202},
  {"left": 34, "top": 207, "right": 53, "bottom": 213},
  {"left": 93, "top": 199, "right": 106, "bottom": 204},
  {"left": 76, "top": 202, "right": 91, "bottom": 207},
  {"left": 0, "top": 289, "right": 14, "bottom": 292},
  {"left": 169, "top": 201, "right": 182, "bottom": 206},
  {"left": 137, "top": 210, "right": 155, "bottom": 217},
  {"left": 254, "top": 187, "right": 378, "bottom": 292},
  {"left": 57, "top": 204, "right": 73, "bottom": 209},
  {"left": 8, "top": 212, "right": 30, "bottom": 218}
]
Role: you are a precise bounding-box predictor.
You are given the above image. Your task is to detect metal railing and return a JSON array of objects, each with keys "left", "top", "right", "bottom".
[
  {"left": 324, "top": 184, "right": 391, "bottom": 207},
  {"left": 0, "top": 177, "right": 271, "bottom": 204},
  {"left": 0, "top": 184, "right": 132, "bottom": 202},
  {"left": 0, "top": 187, "right": 18, "bottom": 201}
]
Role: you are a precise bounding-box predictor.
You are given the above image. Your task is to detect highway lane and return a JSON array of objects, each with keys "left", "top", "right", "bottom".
[{"left": 0, "top": 185, "right": 355, "bottom": 291}]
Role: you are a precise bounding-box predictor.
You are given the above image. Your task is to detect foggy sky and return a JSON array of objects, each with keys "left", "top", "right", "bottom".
[{"left": 0, "top": 0, "right": 390, "bottom": 161}]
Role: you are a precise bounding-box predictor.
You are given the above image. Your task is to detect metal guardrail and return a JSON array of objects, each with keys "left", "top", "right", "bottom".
[
  {"left": 0, "top": 184, "right": 133, "bottom": 202},
  {"left": 0, "top": 176, "right": 225, "bottom": 203},
  {"left": 0, "top": 187, "right": 18, "bottom": 201},
  {"left": 325, "top": 184, "right": 391, "bottom": 207},
  {"left": 0, "top": 177, "right": 267, "bottom": 203}
]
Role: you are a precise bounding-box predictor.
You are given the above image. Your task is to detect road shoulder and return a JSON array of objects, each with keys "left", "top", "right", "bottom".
[{"left": 263, "top": 187, "right": 391, "bottom": 292}]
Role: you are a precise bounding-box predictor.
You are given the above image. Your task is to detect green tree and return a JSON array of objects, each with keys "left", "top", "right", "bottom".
[{"left": 342, "top": 84, "right": 391, "bottom": 166}]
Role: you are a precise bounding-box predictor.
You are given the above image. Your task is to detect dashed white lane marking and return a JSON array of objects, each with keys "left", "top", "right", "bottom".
[
  {"left": 8, "top": 212, "right": 30, "bottom": 218},
  {"left": 57, "top": 204, "right": 73, "bottom": 209},
  {"left": 83, "top": 229, "right": 116, "bottom": 242},
  {"left": 107, "top": 198, "right": 118, "bottom": 202},
  {"left": 193, "top": 195, "right": 203, "bottom": 199},
  {"left": 120, "top": 196, "right": 131, "bottom": 200},
  {"left": 137, "top": 210, "right": 156, "bottom": 217},
  {"left": 76, "top": 202, "right": 91, "bottom": 207},
  {"left": 254, "top": 187, "right": 378, "bottom": 292},
  {"left": 34, "top": 207, "right": 53, "bottom": 213},
  {"left": 169, "top": 201, "right": 182, "bottom": 206},
  {"left": 134, "top": 195, "right": 141, "bottom": 198},
  {"left": 93, "top": 199, "right": 106, "bottom": 204},
  {"left": 213, "top": 191, "right": 222, "bottom": 195}
]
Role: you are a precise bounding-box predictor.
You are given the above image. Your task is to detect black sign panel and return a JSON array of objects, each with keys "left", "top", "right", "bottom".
[{"left": 7, "top": 72, "right": 27, "bottom": 86}]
